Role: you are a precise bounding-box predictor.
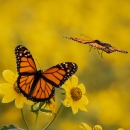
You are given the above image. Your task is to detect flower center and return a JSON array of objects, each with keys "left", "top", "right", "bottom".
[
  {"left": 13, "top": 81, "right": 20, "bottom": 93},
  {"left": 71, "top": 87, "right": 82, "bottom": 101}
]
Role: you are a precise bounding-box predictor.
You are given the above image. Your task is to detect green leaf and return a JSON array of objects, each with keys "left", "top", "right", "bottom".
[
  {"left": 1, "top": 125, "right": 23, "bottom": 130},
  {"left": 60, "top": 92, "right": 66, "bottom": 95},
  {"left": 58, "top": 87, "right": 64, "bottom": 90},
  {"left": 59, "top": 87, "right": 66, "bottom": 95},
  {"left": 31, "top": 102, "right": 45, "bottom": 114}
]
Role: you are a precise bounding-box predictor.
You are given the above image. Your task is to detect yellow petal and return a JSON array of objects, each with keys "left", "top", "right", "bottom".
[
  {"left": 66, "top": 92, "right": 71, "bottom": 98},
  {"left": 62, "top": 84, "right": 71, "bottom": 94},
  {"left": 118, "top": 128, "right": 124, "bottom": 130},
  {"left": 71, "top": 75, "right": 78, "bottom": 87},
  {"left": 63, "top": 97, "right": 73, "bottom": 107},
  {"left": 15, "top": 94, "right": 25, "bottom": 108},
  {"left": 2, "top": 91, "right": 17, "bottom": 103},
  {"left": 15, "top": 72, "right": 18, "bottom": 78},
  {"left": 0, "top": 83, "right": 14, "bottom": 94},
  {"left": 2, "top": 70, "right": 16, "bottom": 83},
  {"left": 24, "top": 97, "right": 34, "bottom": 105},
  {"left": 80, "top": 122, "right": 92, "bottom": 130},
  {"left": 71, "top": 102, "right": 78, "bottom": 114},
  {"left": 62, "top": 84, "right": 72, "bottom": 98},
  {"left": 79, "top": 125, "right": 86, "bottom": 130},
  {"left": 77, "top": 83, "right": 86, "bottom": 94},
  {"left": 63, "top": 78, "right": 72, "bottom": 90},
  {"left": 92, "top": 125, "right": 102, "bottom": 130},
  {"left": 80, "top": 95, "right": 89, "bottom": 105},
  {"left": 77, "top": 102, "right": 87, "bottom": 112}
]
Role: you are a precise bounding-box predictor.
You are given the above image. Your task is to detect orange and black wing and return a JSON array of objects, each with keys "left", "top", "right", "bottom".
[
  {"left": 64, "top": 37, "right": 93, "bottom": 44},
  {"left": 15, "top": 45, "right": 37, "bottom": 100},
  {"left": 16, "top": 71, "right": 55, "bottom": 102},
  {"left": 15, "top": 45, "right": 37, "bottom": 74},
  {"left": 64, "top": 37, "right": 106, "bottom": 50},
  {"left": 103, "top": 46, "right": 128, "bottom": 54},
  {"left": 21, "top": 73, "right": 55, "bottom": 102},
  {"left": 15, "top": 45, "right": 55, "bottom": 102},
  {"left": 42, "top": 62, "right": 78, "bottom": 88}
]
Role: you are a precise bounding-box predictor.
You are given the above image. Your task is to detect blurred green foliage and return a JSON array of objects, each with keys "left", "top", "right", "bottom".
[{"left": 0, "top": 0, "right": 130, "bottom": 130}]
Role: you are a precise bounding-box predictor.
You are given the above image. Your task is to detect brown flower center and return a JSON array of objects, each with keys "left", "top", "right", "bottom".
[
  {"left": 71, "top": 87, "right": 82, "bottom": 101},
  {"left": 13, "top": 81, "right": 20, "bottom": 93}
]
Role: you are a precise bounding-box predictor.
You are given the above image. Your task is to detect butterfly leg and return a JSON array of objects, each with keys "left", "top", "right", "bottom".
[
  {"left": 97, "top": 49, "right": 100, "bottom": 55},
  {"left": 96, "top": 49, "right": 103, "bottom": 58},
  {"left": 100, "top": 51, "right": 103, "bottom": 58},
  {"left": 89, "top": 46, "right": 93, "bottom": 52}
]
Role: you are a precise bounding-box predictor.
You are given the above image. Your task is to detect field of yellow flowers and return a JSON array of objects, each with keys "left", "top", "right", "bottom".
[{"left": 0, "top": 0, "right": 130, "bottom": 130}]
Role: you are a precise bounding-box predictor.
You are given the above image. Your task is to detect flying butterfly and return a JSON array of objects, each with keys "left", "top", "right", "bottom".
[
  {"left": 15, "top": 45, "right": 78, "bottom": 102},
  {"left": 64, "top": 36, "right": 128, "bottom": 57}
]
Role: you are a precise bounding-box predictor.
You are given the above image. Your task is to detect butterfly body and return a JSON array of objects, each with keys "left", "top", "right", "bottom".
[
  {"left": 94, "top": 40, "right": 114, "bottom": 53},
  {"left": 15, "top": 45, "right": 78, "bottom": 102},
  {"left": 94, "top": 40, "right": 111, "bottom": 47},
  {"left": 64, "top": 37, "right": 128, "bottom": 54}
]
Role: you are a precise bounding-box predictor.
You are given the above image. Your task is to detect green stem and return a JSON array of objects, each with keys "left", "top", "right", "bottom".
[
  {"left": 43, "top": 103, "right": 63, "bottom": 130},
  {"left": 21, "top": 109, "right": 30, "bottom": 130},
  {"left": 34, "top": 109, "right": 39, "bottom": 130}
]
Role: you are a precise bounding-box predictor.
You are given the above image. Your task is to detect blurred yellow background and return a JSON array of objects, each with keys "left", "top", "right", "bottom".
[{"left": 0, "top": 0, "right": 130, "bottom": 130}]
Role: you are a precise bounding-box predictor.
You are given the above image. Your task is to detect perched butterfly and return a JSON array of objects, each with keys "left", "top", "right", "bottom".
[
  {"left": 15, "top": 45, "right": 78, "bottom": 102},
  {"left": 64, "top": 36, "right": 128, "bottom": 57}
]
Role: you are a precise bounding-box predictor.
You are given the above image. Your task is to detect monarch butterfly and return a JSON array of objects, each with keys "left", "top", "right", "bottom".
[
  {"left": 64, "top": 37, "right": 128, "bottom": 55},
  {"left": 15, "top": 45, "right": 78, "bottom": 102}
]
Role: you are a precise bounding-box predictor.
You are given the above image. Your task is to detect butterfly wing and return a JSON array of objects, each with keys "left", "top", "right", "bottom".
[
  {"left": 64, "top": 37, "right": 105, "bottom": 49},
  {"left": 89, "top": 42, "right": 106, "bottom": 50},
  {"left": 105, "top": 46, "right": 128, "bottom": 54},
  {"left": 15, "top": 45, "right": 38, "bottom": 100},
  {"left": 27, "top": 73, "right": 55, "bottom": 102},
  {"left": 42, "top": 62, "right": 78, "bottom": 88},
  {"left": 64, "top": 37, "right": 108, "bottom": 52},
  {"left": 15, "top": 45, "right": 37, "bottom": 74},
  {"left": 64, "top": 37, "right": 93, "bottom": 44},
  {"left": 15, "top": 45, "right": 55, "bottom": 102}
]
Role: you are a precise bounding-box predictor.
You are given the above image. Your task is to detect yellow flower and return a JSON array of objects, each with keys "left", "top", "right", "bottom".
[
  {"left": 92, "top": 125, "right": 103, "bottom": 130},
  {"left": 41, "top": 96, "right": 56, "bottom": 116},
  {"left": 118, "top": 129, "right": 124, "bottom": 130},
  {"left": 0, "top": 70, "right": 33, "bottom": 108},
  {"left": 79, "top": 122, "right": 102, "bottom": 130},
  {"left": 62, "top": 75, "right": 88, "bottom": 114}
]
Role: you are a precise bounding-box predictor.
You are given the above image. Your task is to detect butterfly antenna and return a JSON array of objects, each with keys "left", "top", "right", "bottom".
[
  {"left": 35, "top": 59, "right": 41, "bottom": 70},
  {"left": 80, "top": 34, "right": 93, "bottom": 40},
  {"left": 63, "top": 36, "right": 71, "bottom": 39}
]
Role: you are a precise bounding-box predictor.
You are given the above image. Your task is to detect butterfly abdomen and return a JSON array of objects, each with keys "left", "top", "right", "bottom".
[{"left": 29, "top": 70, "right": 42, "bottom": 95}]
